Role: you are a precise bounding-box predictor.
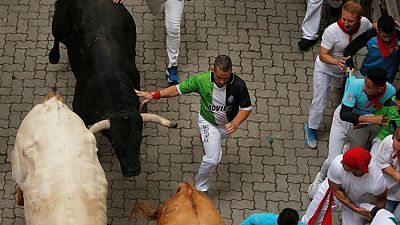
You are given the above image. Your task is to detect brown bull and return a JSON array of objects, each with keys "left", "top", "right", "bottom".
[{"left": 132, "top": 182, "right": 226, "bottom": 225}]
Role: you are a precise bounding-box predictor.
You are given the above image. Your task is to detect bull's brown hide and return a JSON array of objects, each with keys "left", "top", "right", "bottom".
[{"left": 131, "top": 182, "right": 226, "bottom": 225}]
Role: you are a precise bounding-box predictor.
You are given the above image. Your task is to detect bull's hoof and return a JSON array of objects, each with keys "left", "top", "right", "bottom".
[
  {"left": 170, "top": 122, "right": 178, "bottom": 128},
  {"left": 49, "top": 48, "right": 60, "bottom": 64},
  {"left": 123, "top": 171, "right": 140, "bottom": 178},
  {"left": 15, "top": 187, "right": 24, "bottom": 206},
  {"left": 122, "top": 168, "right": 141, "bottom": 178}
]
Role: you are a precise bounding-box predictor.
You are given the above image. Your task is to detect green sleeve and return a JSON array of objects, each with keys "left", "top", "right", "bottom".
[
  {"left": 375, "top": 97, "right": 400, "bottom": 127},
  {"left": 374, "top": 106, "right": 388, "bottom": 116},
  {"left": 178, "top": 75, "right": 199, "bottom": 94}
]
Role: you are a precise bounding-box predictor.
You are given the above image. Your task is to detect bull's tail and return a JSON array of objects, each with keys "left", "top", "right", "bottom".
[
  {"left": 43, "top": 93, "right": 63, "bottom": 103},
  {"left": 129, "top": 202, "right": 159, "bottom": 221}
]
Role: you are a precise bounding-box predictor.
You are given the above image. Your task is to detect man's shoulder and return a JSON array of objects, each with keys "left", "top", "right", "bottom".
[
  {"left": 348, "top": 78, "right": 364, "bottom": 90},
  {"left": 327, "top": 155, "right": 345, "bottom": 183},
  {"left": 360, "top": 17, "right": 371, "bottom": 26},
  {"left": 381, "top": 134, "right": 393, "bottom": 151},
  {"left": 384, "top": 83, "right": 397, "bottom": 98},
  {"left": 324, "top": 22, "right": 340, "bottom": 34},
  {"left": 368, "top": 160, "right": 385, "bottom": 178},
  {"left": 183, "top": 71, "right": 211, "bottom": 84},
  {"left": 332, "top": 154, "right": 344, "bottom": 166},
  {"left": 230, "top": 74, "right": 248, "bottom": 87},
  {"left": 359, "top": 17, "right": 372, "bottom": 31},
  {"left": 192, "top": 71, "right": 211, "bottom": 79}
]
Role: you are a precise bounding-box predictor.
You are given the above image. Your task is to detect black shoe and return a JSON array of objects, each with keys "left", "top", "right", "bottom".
[{"left": 298, "top": 38, "right": 317, "bottom": 51}]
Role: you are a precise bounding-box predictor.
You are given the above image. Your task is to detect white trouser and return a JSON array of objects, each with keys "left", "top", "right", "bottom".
[
  {"left": 308, "top": 65, "right": 342, "bottom": 129},
  {"left": 164, "top": 0, "right": 184, "bottom": 68},
  {"left": 195, "top": 115, "right": 228, "bottom": 192},
  {"left": 319, "top": 105, "right": 370, "bottom": 179},
  {"left": 302, "top": 184, "right": 367, "bottom": 225},
  {"left": 301, "top": 0, "right": 324, "bottom": 40},
  {"left": 370, "top": 137, "right": 382, "bottom": 162}
]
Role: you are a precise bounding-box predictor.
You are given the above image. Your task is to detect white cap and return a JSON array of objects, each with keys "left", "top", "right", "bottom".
[{"left": 359, "top": 203, "right": 397, "bottom": 225}]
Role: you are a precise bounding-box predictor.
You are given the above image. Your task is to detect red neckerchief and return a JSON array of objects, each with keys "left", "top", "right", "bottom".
[
  {"left": 308, "top": 189, "right": 334, "bottom": 225},
  {"left": 377, "top": 32, "right": 397, "bottom": 58},
  {"left": 365, "top": 84, "right": 387, "bottom": 110},
  {"left": 337, "top": 18, "right": 361, "bottom": 43}
]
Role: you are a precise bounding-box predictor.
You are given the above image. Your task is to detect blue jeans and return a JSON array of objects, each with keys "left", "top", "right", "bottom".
[{"left": 386, "top": 200, "right": 400, "bottom": 225}]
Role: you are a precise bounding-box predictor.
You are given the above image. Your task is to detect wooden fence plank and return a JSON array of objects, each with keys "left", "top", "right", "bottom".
[
  {"left": 384, "top": 0, "right": 400, "bottom": 21},
  {"left": 371, "top": 0, "right": 382, "bottom": 22}
]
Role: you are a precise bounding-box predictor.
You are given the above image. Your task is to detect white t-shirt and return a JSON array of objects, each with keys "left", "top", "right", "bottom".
[
  {"left": 315, "top": 17, "right": 372, "bottom": 76},
  {"left": 377, "top": 135, "right": 400, "bottom": 201},
  {"left": 326, "top": 155, "right": 387, "bottom": 203}
]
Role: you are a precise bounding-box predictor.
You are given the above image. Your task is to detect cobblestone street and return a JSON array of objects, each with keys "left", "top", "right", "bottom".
[{"left": 0, "top": 0, "right": 361, "bottom": 224}]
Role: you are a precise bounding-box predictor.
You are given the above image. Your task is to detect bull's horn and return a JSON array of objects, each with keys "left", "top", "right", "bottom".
[
  {"left": 141, "top": 113, "right": 178, "bottom": 128},
  {"left": 88, "top": 119, "right": 111, "bottom": 133}
]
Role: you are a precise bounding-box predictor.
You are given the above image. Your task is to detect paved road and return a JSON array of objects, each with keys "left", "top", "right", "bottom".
[{"left": 0, "top": 0, "right": 359, "bottom": 224}]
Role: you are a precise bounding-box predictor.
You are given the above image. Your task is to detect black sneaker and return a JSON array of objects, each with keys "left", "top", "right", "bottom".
[{"left": 298, "top": 38, "right": 318, "bottom": 51}]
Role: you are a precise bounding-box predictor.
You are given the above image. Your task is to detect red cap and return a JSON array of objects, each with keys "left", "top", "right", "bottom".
[{"left": 342, "top": 147, "right": 371, "bottom": 173}]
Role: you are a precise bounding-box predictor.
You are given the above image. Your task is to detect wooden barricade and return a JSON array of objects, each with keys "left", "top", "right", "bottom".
[{"left": 363, "top": 0, "right": 400, "bottom": 22}]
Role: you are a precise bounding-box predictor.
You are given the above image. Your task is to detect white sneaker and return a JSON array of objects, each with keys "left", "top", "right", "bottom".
[{"left": 308, "top": 172, "right": 323, "bottom": 199}]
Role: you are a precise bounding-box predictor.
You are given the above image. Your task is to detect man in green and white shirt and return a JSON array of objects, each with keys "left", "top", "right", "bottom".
[
  {"left": 136, "top": 55, "right": 252, "bottom": 192},
  {"left": 371, "top": 90, "right": 400, "bottom": 160}
]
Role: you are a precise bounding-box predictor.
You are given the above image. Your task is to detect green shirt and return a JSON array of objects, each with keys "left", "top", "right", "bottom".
[
  {"left": 177, "top": 71, "right": 252, "bottom": 126},
  {"left": 375, "top": 96, "right": 400, "bottom": 141}
]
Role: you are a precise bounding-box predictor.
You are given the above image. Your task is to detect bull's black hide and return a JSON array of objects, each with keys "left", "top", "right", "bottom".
[{"left": 50, "top": 0, "right": 142, "bottom": 177}]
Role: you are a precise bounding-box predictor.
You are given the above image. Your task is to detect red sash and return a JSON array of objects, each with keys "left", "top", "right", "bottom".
[
  {"left": 308, "top": 189, "right": 334, "bottom": 225},
  {"left": 337, "top": 19, "right": 360, "bottom": 43},
  {"left": 377, "top": 32, "right": 397, "bottom": 58}
]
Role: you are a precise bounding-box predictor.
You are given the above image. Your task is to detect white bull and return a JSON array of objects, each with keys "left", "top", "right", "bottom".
[{"left": 12, "top": 95, "right": 108, "bottom": 225}]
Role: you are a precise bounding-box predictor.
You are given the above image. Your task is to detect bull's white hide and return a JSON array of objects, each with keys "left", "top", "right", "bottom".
[{"left": 12, "top": 97, "right": 108, "bottom": 225}]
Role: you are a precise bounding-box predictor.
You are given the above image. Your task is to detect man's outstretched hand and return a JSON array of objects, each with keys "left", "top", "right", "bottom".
[{"left": 135, "top": 89, "right": 153, "bottom": 105}]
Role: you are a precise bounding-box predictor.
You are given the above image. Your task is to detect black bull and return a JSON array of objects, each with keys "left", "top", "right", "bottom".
[{"left": 49, "top": 0, "right": 175, "bottom": 177}]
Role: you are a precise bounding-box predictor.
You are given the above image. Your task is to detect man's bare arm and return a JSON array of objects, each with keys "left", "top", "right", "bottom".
[
  {"left": 328, "top": 179, "right": 359, "bottom": 211},
  {"left": 374, "top": 189, "right": 387, "bottom": 209},
  {"left": 319, "top": 47, "right": 350, "bottom": 70}
]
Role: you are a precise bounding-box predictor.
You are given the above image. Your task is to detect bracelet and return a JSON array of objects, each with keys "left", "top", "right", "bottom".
[{"left": 150, "top": 91, "right": 161, "bottom": 100}]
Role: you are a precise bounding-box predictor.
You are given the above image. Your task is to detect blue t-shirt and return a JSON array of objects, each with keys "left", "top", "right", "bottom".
[
  {"left": 239, "top": 213, "right": 307, "bottom": 225},
  {"left": 360, "top": 37, "right": 400, "bottom": 83},
  {"left": 342, "top": 77, "right": 396, "bottom": 115}
]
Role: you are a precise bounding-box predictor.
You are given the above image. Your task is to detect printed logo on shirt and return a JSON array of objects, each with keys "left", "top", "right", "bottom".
[
  {"left": 206, "top": 104, "right": 227, "bottom": 111},
  {"left": 228, "top": 95, "right": 234, "bottom": 103},
  {"left": 346, "top": 94, "right": 353, "bottom": 103}
]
